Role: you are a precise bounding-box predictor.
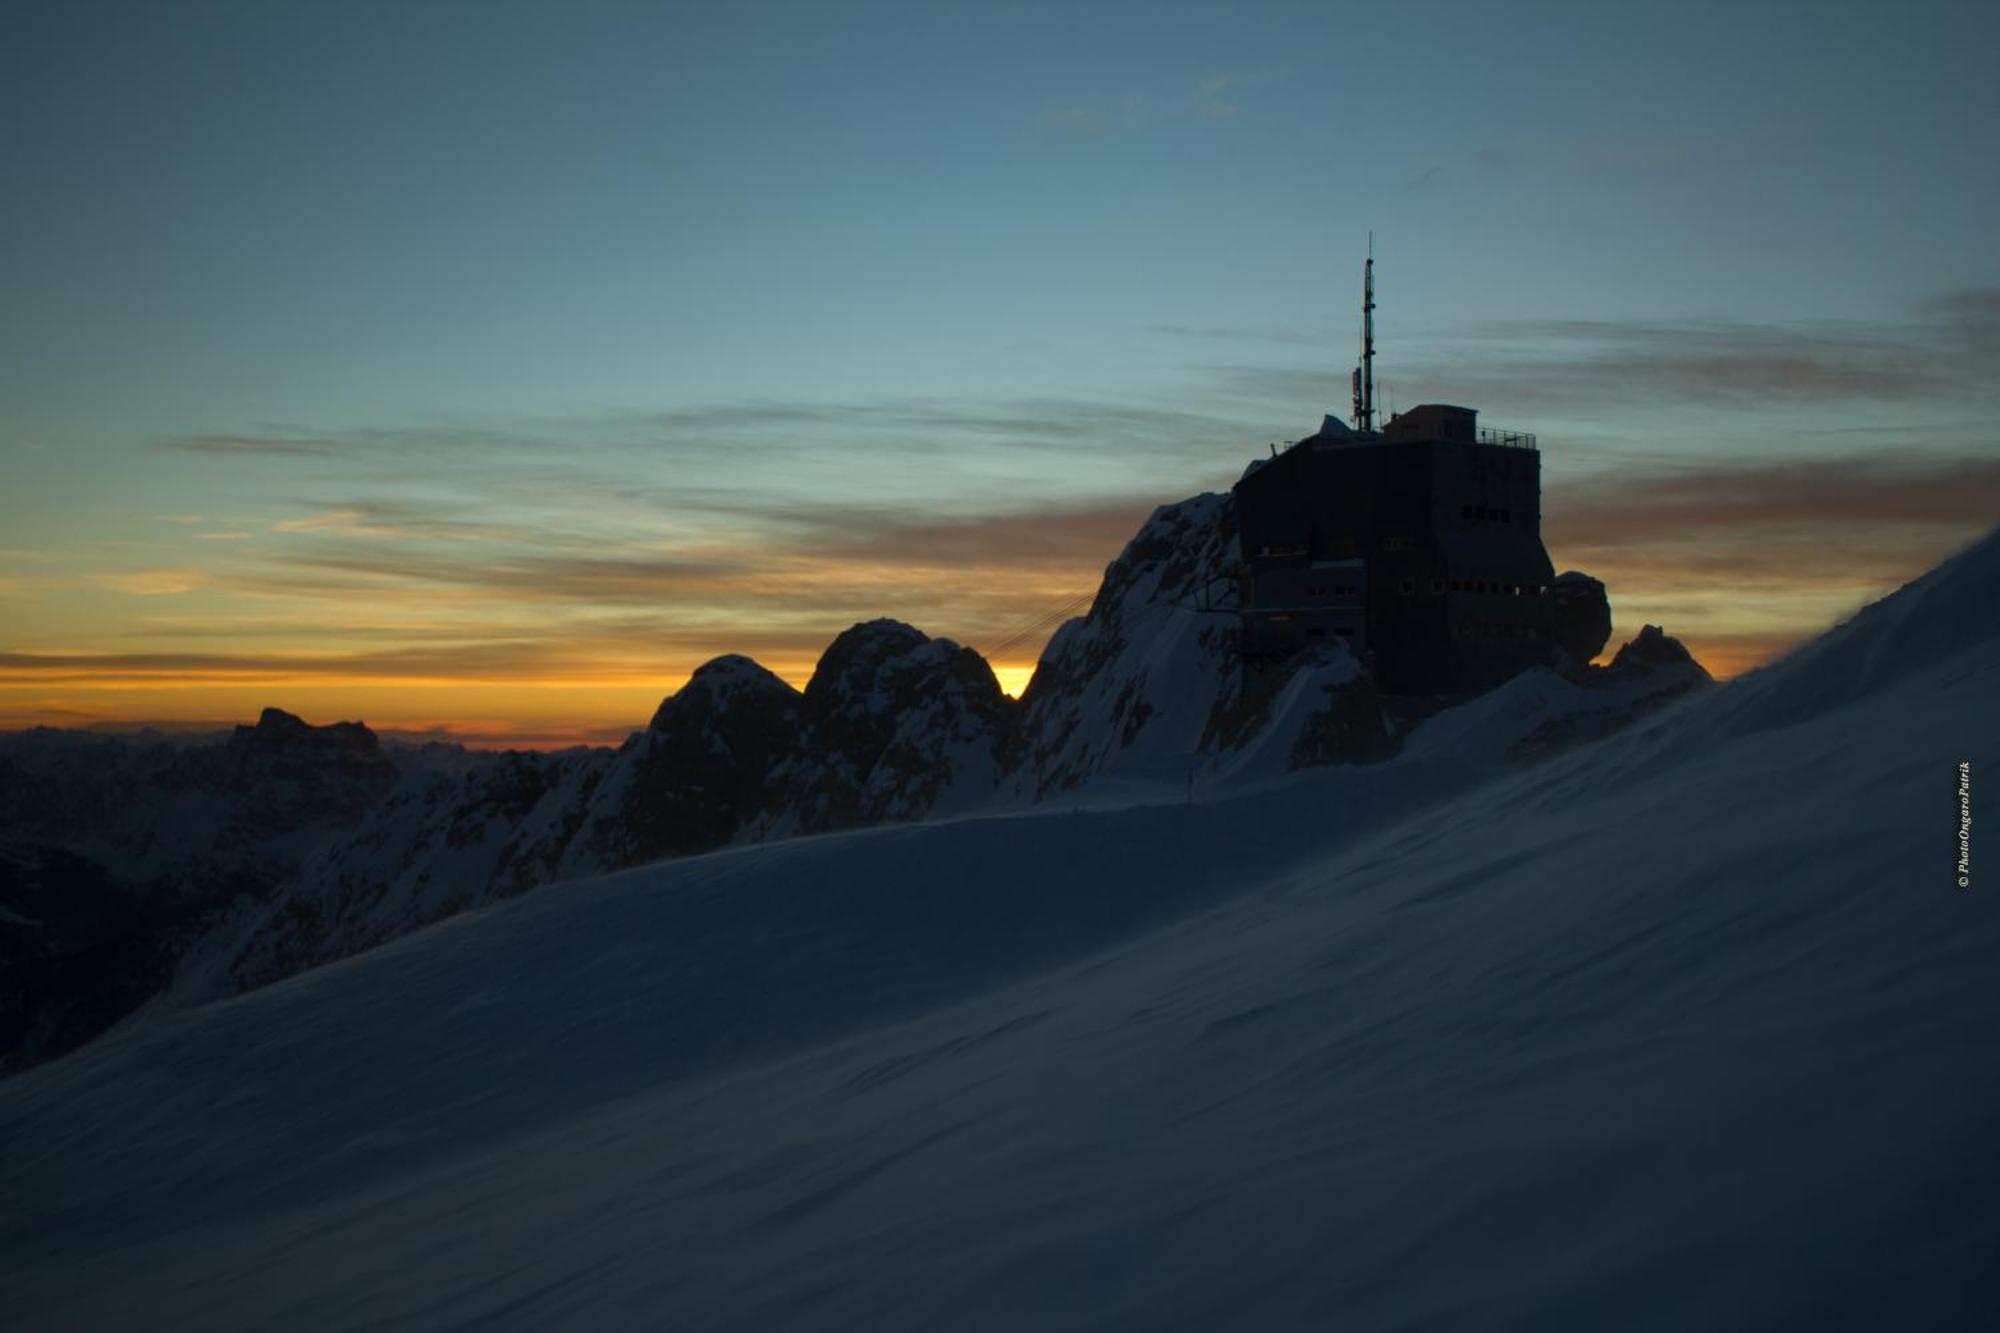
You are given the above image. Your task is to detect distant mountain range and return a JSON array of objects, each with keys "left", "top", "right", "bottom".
[{"left": 1, "top": 490, "right": 1706, "bottom": 1073}]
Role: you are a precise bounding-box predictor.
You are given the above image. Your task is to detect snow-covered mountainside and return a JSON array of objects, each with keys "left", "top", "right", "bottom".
[
  {"left": 0, "top": 710, "right": 405, "bottom": 1071},
  {"left": 4, "top": 491, "right": 1703, "bottom": 1065},
  {"left": 1007, "top": 493, "right": 1396, "bottom": 798},
  {"left": 1, "top": 527, "right": 1991, "bottom": 1331},
  {"left": 1006, "top": 490, "right": 1693, "bottom": 799},
  {"left": 145, "top": 622, "right": 1019, "bottom": 1017}
]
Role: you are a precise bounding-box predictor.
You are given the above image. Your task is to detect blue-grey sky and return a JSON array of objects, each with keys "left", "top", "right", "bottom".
[{"left": 4, "top": 0, "right": 1997, "bottom": 741}]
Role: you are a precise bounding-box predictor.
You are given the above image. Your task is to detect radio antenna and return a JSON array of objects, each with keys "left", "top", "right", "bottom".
[{"left": 1352, "top": 234, "right": 1377, "bottom": 433}]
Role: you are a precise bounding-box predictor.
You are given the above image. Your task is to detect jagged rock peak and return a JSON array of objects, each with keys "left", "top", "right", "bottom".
[
  {"left": 213, "top": 707, "right": 397, "bottom": 805},
  {"left": 1092, "top": 494, "right": 1232, "bottom": 616},
  {"left": 808, "top": 620, "right": 947, "bottom": 700},
  {"left": 805, "top": 620, "right": 1007, "bottom": 722},
  {"left": 648, "top": 654, "right": 801, "bottom": 732},
  {"left": 230, "top": 707, "right": 386, "bottom": 761},
  {"left": 251, "top": 705, "right": 311, "bottom": 735},
  {"left": 1608, "top": 624, "right": 1711, "bottom": 681},
  {"left": 1548, "top": 570, "right": 1613, "bottom": 664},
  {"left": 741, "top": 619, "right": 1012, "bottom": 838}
]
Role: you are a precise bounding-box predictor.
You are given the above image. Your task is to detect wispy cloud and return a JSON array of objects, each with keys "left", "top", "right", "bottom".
[
  {"left": 1549, "top": 453, "right": 2000, "bottom": 547},
  {"left": 1147, "top": 322, "right": 1325, "bottom": 347},
  {"left": 1216, "top": 286, "right": 2000, "bottom": 416},
  {"left": 1042, "top": 105, "right": 1111, "bottom": 138},
  {"left": 157, "top": 432, "right": 347, "bottom": 457},
  {"left": 1425, "top": 134, "right": 1792, "bottom": 190},
  {"left": 1192, "top": 76, "right": 1239, "bottom": 120},
  {"left": 90, "top": 569, "right": 206, "bottom": 596},
  {"left": 1543, "top": 451, "right": 2000, "bottom": 671},
  {"left": 1042, "top": 70, "right": 1279, "bottom": 140}
]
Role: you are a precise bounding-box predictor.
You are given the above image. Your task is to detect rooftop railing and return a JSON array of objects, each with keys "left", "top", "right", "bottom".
[{"left": 1477, "top": 426, "right": 1538, "bottom": 450}]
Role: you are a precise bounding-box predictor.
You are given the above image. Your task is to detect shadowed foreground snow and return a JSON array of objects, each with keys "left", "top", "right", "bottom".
[{"left": 2, "top": 532, "right": 1997, "bottom": 1330}]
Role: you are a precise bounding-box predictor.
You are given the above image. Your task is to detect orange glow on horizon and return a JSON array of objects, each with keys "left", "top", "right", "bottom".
[
  {"left": 0, "top": 628, "right": 1798, "bottom": 750},
  {"left": 6, "top": 509, "right": 1987, "bottom": 748},
  {"left": 0, "top": 654, "right": 1052, "bottom": 749},
  {"left": 992, "top": 664, "right": 1036, "bottom": 698}
]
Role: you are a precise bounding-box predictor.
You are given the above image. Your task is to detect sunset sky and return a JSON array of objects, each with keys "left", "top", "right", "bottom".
[{"left": 4, "top": 0, "right": 1997, "bottom": 746}]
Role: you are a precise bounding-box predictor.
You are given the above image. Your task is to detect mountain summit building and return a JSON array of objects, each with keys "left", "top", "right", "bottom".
[{"left": 1233, "top": 256, "right": 1561, "bottom": 696}]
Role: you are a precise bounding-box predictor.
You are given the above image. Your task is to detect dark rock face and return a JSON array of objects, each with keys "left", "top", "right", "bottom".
[
  {"left": 1549, "top": 571, "right": 1613, "bottom": 664},
  {"left": 0, "top": 843, "right": 185, "bottom": 1076},
  {"left": 1287, "top": 662, "right": 1399, "bottom": 769},
  {"left": 761, "top": 621, "right": 1015, "bottom": 834},
  {"left": 0, "top": 715, "right": 405, "bottom": 1073},
  {"left": 1606, "top": 624, "right": 1711, "bottom": 682},
  {"left": 210, "top": 708, "right": 399, "bottom": 827},
  {"left": 578, "top": 655, "right": 806, "bottom": 867},
  {"left": 1198, "top": 645, "right": 1396, "bottom": 772}
]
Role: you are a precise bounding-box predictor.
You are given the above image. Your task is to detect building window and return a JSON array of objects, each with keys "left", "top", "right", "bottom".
[
  {"left": 1399, "top": 578, "right": 1415, "bottom": 595},
  {"left": 1431, "top": 578, "right": 1445, "bottom": 594}
]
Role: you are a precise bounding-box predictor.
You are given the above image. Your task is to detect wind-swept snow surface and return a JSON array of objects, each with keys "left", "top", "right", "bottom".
[{"left": 2, "top": 531, "right": 1996, "bottom": 1330}]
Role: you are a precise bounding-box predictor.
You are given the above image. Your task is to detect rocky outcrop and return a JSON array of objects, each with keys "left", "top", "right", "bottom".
[
  {"left": 1548, "top": 571, "right": 1613, "bottom": 664},
  {"left": 1503, "top": 625, "right": 1715, "bottom": 760},
  {"left": 754, "top": 621, "right": 1014, "bottom": 836},
  {"left": 1009, "top": 494, "right": 1393, "bottom": 796},
  {"left": 0, "top": 714, "right": 408, "bottom": 1072},
  {"left": 1605, "top": 624, "right": 1711, "bottom": 683},
  {"left": 1007, "top": 495, "right": 1236, "bottom": 796},
  {"left": 565, "top": 655, "right": 805, "bottom": 872},
  {"left": 203, "top": 708, "right": 399, "bottom": 829}
]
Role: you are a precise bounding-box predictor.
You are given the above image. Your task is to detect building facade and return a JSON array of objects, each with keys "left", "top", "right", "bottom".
[{"left": 1234, "top": 403, "right": 1559, "bottom": 696}]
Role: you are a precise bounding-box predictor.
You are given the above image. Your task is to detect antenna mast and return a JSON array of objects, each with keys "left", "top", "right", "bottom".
[{"left": 1352, "top": 235, "right": 1376, "bottom": 433}]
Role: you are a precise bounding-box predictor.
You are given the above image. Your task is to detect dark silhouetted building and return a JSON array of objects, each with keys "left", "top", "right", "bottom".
[{"left": 1234, "top": 402, "right": 1559, "bottom": 696}]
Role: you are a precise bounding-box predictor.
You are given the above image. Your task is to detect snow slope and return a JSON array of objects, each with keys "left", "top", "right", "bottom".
[{"left": 1, "top": 530, "right": 1995, "bottom": 1329}]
